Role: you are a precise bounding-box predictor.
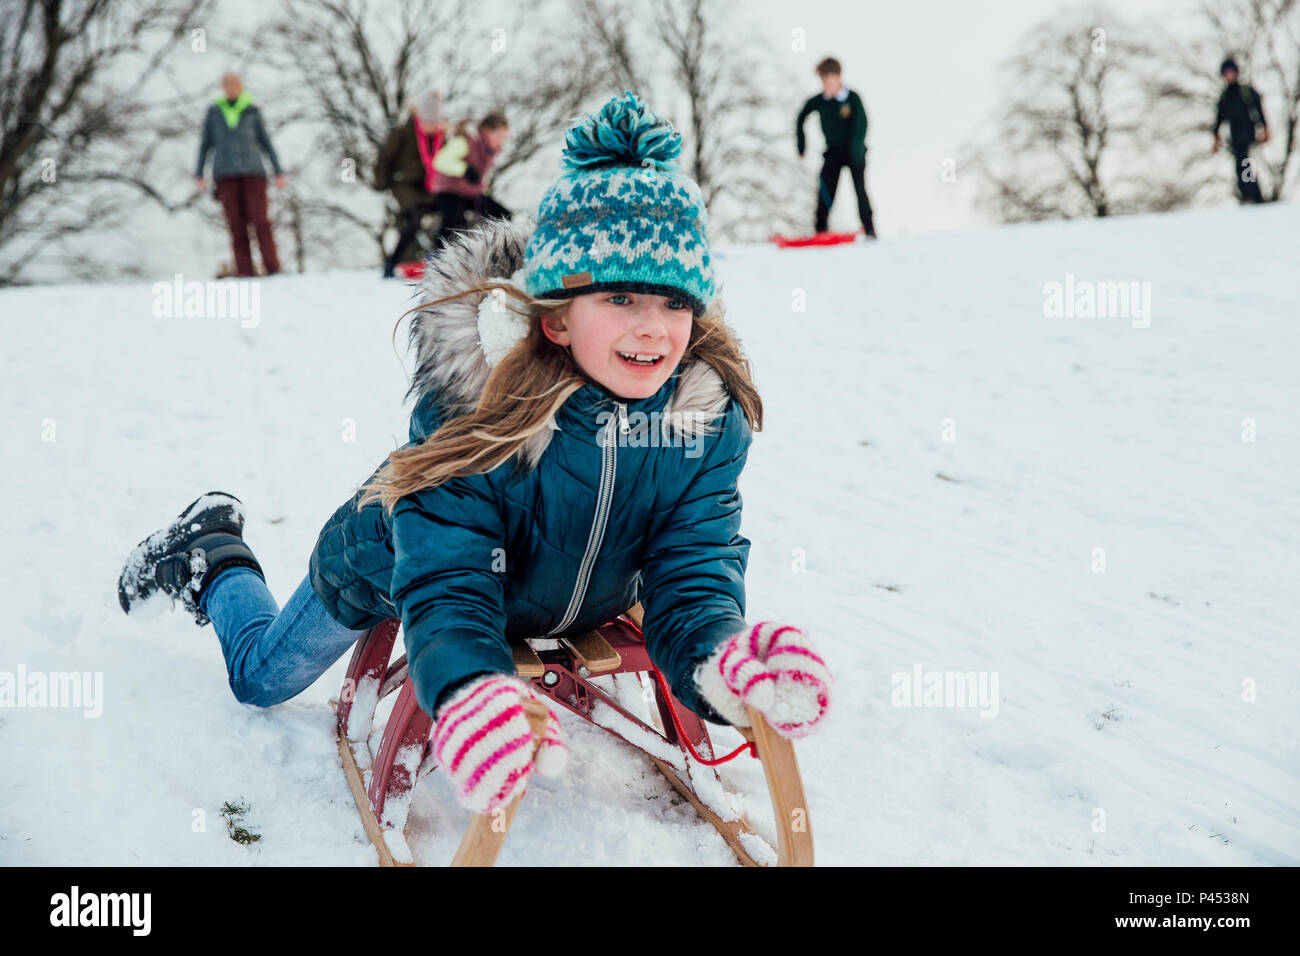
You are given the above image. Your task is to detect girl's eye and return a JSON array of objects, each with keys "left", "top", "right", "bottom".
[{"left": 606, "top": 293, "right": 689, "bottom": 311}]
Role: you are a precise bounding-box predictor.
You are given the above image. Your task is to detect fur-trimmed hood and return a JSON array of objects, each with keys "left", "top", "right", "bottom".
[{"left": 402, "top": 216, "right": 733, "bottom": 470}]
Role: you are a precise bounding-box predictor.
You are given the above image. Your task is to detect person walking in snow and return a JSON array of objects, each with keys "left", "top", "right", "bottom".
[
  {"left": 119, "top": 92, "right": 832, "bottom": 815},
  {"left": 195, "top": 72, "right": 286, "bottom": 277},
  {"left": 796, "top": 56, "right": 875, "bottom": 238},
  {"left": 1212, "top": 57, "right": 1270, "bottom": 204},
  {"left": 375, "top": 89, "right": 448, "bottom": 278},
  {"left": 426, "top": 111, "right": 512, "bottom": 252}
]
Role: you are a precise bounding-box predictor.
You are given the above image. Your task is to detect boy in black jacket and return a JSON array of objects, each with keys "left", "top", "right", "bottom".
[
  {"left": 796, "top": 57, "right": 875, "bottom": 237},
  {"left": 1212, "top": 58, "right": 1270, "bottom": 203}
]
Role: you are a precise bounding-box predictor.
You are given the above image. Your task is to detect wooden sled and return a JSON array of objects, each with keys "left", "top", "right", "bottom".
[{"left": 331, "top": 605, "right": 814, "bottom": 867}]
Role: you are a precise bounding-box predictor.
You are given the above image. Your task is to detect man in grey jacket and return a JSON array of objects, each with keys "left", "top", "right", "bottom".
[{"left": 195, "top": 72, "right": 286, "bottom": 276}]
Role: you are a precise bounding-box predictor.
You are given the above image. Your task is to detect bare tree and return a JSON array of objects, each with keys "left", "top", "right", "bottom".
[
  {"left": 970, "top": 7, "right": 1215, "bottom": 222},
  {"left": 571, "top": 0, "right": 656, "bottom": 99},
  {"left": 0, "top": 0, "right": 214, "bottom": 285},
  {"left": 473, "top": 12, "right": 616, "bottom": 186}
]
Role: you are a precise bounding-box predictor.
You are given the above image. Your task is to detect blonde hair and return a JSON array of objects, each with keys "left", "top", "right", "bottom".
[{"left": 358, "top": 284, "right": 763, "bottom": 514}]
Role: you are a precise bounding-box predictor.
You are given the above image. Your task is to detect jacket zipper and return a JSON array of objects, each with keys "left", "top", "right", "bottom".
[{"left": 546, "top": 400, "right": 626, "bottom": 635}]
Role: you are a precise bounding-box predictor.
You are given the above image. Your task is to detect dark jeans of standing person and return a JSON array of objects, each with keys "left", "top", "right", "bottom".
[
  {"left": 1231, "top": 141, "right": 1265, "bottom": 203},
  {"left": 383, "top": 200, "right": 438, "bottom": 277},
  {"left": 430, "top": 193, "right": 513, "bottom": 251},
  {"left": 815, "top": 147, "right": 875, "bottom": 236},
  {"left": 215, "top": 175, "right": 281, "bottom": 276}
]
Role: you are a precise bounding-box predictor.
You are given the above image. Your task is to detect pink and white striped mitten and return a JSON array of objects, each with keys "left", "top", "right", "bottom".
[
  {"left": 431, "top": 674, "right": 568, "bottom": 814},
  {"left": 695, "top": 622, "right": 832, "bottom": 738}
]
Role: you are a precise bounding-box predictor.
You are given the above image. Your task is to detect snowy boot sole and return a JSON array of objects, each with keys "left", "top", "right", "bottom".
[{"left": 118, "top": 491, "right": 260, "bottom": 624}]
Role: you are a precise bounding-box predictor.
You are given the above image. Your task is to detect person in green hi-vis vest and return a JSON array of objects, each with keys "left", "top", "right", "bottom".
[
  {"left": 795, "top": 56, "right": 876, "bottom": 238},
  {"left": 195, "top": 72, "right": 287, "bottom": 276}
]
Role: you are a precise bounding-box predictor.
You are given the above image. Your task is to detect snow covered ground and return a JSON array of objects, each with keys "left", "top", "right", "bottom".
[{"left": 2, "top": 202, "right": 1296, "bottom": 865}]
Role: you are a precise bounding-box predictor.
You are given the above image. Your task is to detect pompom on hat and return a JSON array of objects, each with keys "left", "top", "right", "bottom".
[{"left": 520, "top": 92, "right": 715, "bottom": 317}]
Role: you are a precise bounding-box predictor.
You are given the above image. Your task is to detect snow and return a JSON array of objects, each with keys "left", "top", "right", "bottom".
[
  {"left": 1, "top": 202, "right": 1297, "bottom": 865},
  {"left": 588, "top": 697, "right": 686, "bottom": 772},
  {"left": 343, "top": 675, "right": 380, "bottom": 743}
]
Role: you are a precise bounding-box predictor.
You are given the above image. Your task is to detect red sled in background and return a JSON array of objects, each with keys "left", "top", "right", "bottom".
[
  {"left": 770, "top": 228, "right": 867, "bottom": 248},
  {"left": 395, "top": 261, "right": 426, "bottom": 280}
]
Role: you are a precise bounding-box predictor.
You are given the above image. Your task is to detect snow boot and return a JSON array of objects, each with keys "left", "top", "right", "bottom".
[{"left": 118, "top": 492, "right": 265, "bottom": 626}]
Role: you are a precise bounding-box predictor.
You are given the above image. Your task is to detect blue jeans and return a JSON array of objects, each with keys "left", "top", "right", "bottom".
[{"left": 200, "top": 566, "right": 371, "bottom": 707}]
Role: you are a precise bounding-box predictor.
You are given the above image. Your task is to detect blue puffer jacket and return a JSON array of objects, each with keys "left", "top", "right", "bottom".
[{"left": 308, "top": 217, "right": 753, "bottom": 724}]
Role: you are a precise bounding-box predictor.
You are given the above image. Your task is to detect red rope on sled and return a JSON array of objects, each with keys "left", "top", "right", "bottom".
[
  {"left": 649, "top": 665, "right": 757, "bottom": 766},
  {"left": 618, "top": 612, "right": 755, "bottom": 766}
]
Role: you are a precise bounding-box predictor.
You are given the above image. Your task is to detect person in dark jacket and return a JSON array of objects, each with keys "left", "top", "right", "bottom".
[
  {"left": 1212, "top": 58, "right": 1271, "bottom": 203},
  {"left": 375, "top": 89, "right": 448, "bottom": 277},
  {"left": 427, "top": 112, "right": 512, "bottom": 252},
  {"left": 796, "top": 57, "right": 875, "bottom": 237},
  {"left": 118, "top": 93, "right": 833, "bottom": 817},
  {"left": 195, "top": 72, "right": 286, "bottom": 276}
]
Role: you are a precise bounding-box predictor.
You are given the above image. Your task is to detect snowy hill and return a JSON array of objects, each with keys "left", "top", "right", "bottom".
[{"left": 2, "top": 202, "right": 1297, "bottom": 865}]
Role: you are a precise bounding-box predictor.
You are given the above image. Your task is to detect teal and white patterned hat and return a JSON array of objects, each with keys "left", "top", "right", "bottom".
[{"left": 521, "top": 92, "right": 715, "bottom": 317}]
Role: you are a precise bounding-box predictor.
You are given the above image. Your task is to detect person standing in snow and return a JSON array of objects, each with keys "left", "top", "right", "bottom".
[
  {"left": 427, "top": 111, "right": 512, "bottom": 252},
  {"left": 1212, "top": 58, "right": 1270, "bottom": 204},
  {"left": 796, "top": 57, "right": 875, "bottom": 238},
  {"left": 195, "top": 72, "right": 286, "bottom": 277},
  {"left": 118, "top": 92, "right": 833, "bottom": 816},
  {"left": 375, "top": 89, "right": 448, "bottom": 278}
]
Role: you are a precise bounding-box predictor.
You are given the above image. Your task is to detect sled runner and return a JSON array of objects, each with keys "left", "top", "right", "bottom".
[
  {"left": 770, "top": 229, "right": 863, "bottom": 248},
  {"left": 331, "top": 604, "right": 814, "bottom": 867}
]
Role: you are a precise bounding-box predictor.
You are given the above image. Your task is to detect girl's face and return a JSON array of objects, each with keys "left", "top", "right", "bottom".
[{"left": 541, "top": 291, "right": 694, "bottom": 400}]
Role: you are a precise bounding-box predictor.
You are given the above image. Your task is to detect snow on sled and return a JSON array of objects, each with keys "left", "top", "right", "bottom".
[
  {"left": 770, "top": 230, "right": 863, "bottom": 248},
  {"left": 330, "top": 603, "right": 815, "bottom": 867}
]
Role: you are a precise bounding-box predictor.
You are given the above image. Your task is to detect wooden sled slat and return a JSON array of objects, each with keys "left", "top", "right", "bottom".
[
  {"left": 510, "top": 638, "right": 545, "bottom": 678},
  {"left": 335, "top": 694, "right": 551, "bottom": 867},
  {"left": 450, "top": 698, "right": 551, "bottom": 867},
  {"left": 337, "top": 732, "right": 413, "bottom": 868},
  {"left": 561, "top": 629, "right": 621, "bottom": 673},
  {"left": 649, "top": 756, "right": 763, "bottom": 867},
  {"left": 450, "top": 793, "right": 524, "bottom": 867},
  {"left": 741, "top": 707, "right": 815, "bottom": 866},
  {"left": 649, "top": 709, "right": 814, "bottom": 867}
]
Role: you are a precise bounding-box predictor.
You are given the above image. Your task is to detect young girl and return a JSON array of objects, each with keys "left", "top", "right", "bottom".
[{"left": 119, "top": 92, "right": 833, "bottom": 815}]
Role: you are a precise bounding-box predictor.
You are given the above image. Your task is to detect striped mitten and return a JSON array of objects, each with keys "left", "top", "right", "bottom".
[
  {"left": 432, "top": 674, "right": 568, "bottom": 814},
  {"left": 695, "top": 622, "right": 832, "bottom": 738}
]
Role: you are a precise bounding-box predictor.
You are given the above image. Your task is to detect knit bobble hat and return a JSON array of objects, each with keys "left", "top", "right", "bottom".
[
  {"left": 521, "top": 91, "right": 715, "bottom": 317},
  {"left": 415, "top": 88, "right": 443, "bottom": 124}
]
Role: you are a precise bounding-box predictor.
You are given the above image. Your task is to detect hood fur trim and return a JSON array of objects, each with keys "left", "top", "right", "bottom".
[{"left": 403, "top": 217, "right": 733, "bottom": 470}]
